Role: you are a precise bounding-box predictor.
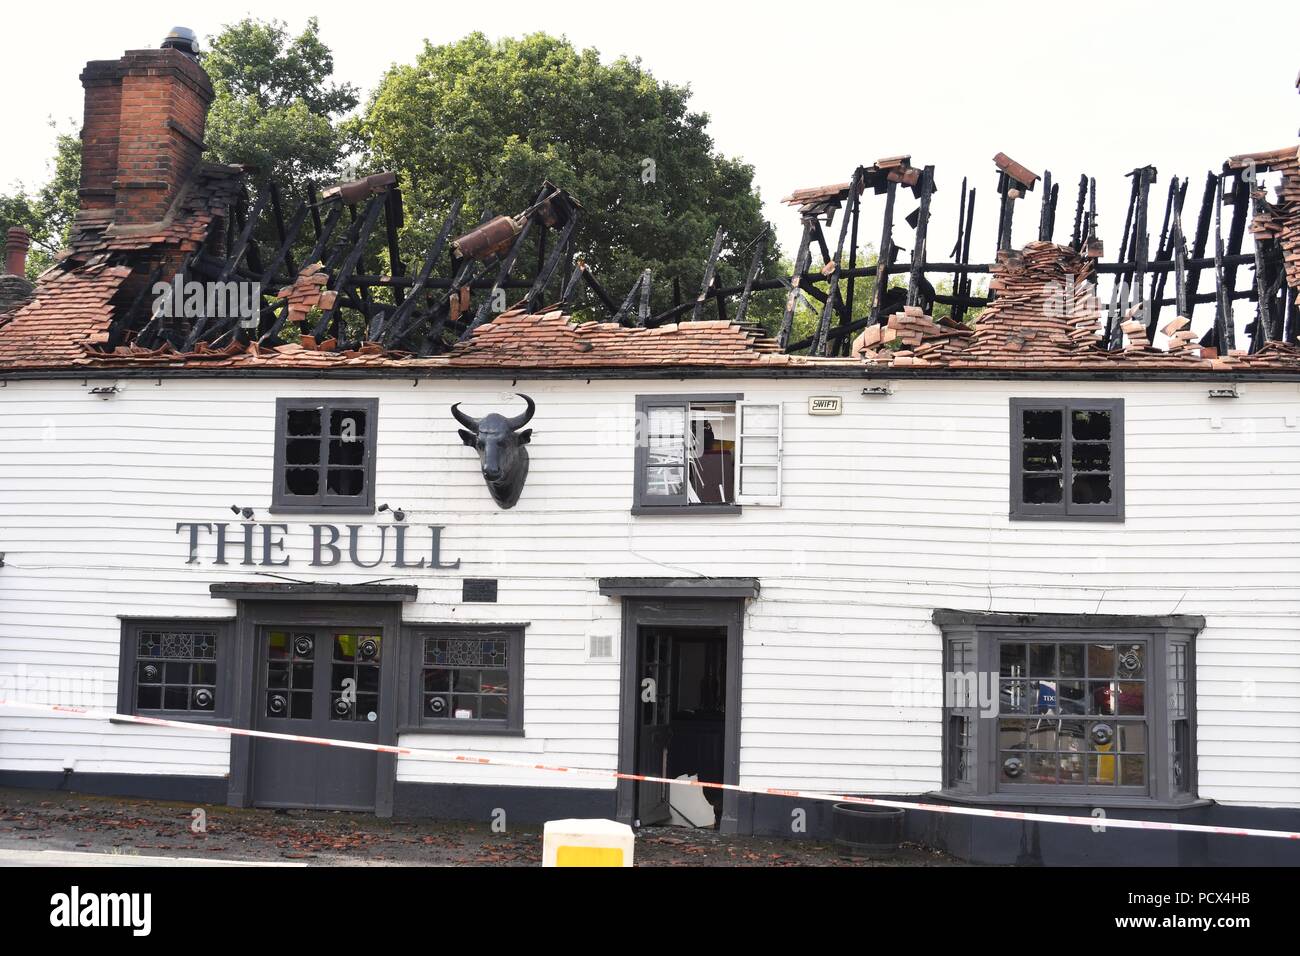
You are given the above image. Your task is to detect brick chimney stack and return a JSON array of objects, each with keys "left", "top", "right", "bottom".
[
  {"left": 78, "top": 34, "right": 214, "bottom": 226},
  {"left": 3, "top": 227, "right": 30, "bottom": 276}
]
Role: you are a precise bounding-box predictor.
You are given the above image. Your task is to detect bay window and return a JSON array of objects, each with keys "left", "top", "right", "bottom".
[{"left": 934, "top": 610, "right": 1201, "bottom": 804}]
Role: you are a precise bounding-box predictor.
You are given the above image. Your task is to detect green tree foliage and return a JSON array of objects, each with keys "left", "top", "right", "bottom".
[
  {"left": 202, "top": 17, "right": 359, "bottom": 190},
  {"left": 355, "top": 32, "right": 776, "bottom": 320},
  {"left": 0, "top": 124, "right": 81, "bottom": 279}
]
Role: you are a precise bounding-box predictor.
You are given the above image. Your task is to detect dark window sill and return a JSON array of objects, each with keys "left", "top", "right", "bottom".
[
  {"left": 931, "top": 788, "right": 1207, "bottom": 810},
  {"left": 631, "top": 504, "right": 742, "bottom": 517},
  {"left": 268, "top": 504, "right": 376, "bottom": 516},
  {"left": 111, "top": 713, "right": 233, "bottom": 727},
  {"left": 398, "top": 724, "right": 524, "bottom": 737},
  {"left": 1009, "top": 512, "right": 1125, "bottom": 523}
]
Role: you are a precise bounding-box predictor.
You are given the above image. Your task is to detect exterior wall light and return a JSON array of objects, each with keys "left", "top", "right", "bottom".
[
  {"left": 230, "top": 505, "right": 255, "bottom": 519},
  {"left": 379, "top": 503, "right": 407, "bottom": 522}
]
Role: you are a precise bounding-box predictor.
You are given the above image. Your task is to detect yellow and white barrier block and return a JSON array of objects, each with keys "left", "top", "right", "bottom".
[{"left": 542, "top": 818, "right": 635, "bottom": 867}]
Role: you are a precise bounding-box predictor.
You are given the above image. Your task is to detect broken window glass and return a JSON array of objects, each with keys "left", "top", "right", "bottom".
[
  {"left": 286, "top": 438, "right": 320, "bottom": 465},
  {"left": 286, "top": 468, "right": 319, "bottom": 495},
  {"left": 275, "top": 399, "right": 377, "bottom": 510},
  {"left": 1013, "top": 400, "right": 1121, "bottom": 518},
  {"left": 287, "top": 408, "right": 321, "bottom": 436},
  {"left": 1072, "top": 473, "right": 1112, "bottom": 504},
  {"left": 1072, "top": 409, "right": 1110, "bottom": 441},
  {"left": 1071, "top": 442, "right": 1110, "bottom": 472},
  {"left": 1024, "top": 473, "right": 1063, "bottom": 504},
  {"left": 328, "top": 438, "right": 364, "bottom": 466},
  {"left": 327, "top": 468, "right": 364, "bottom": 496},
  {"left": 1023, "top": 409, "right": 1062, "bottom": 440},
  {"left": 1022, "top": 441, "right": 1061, "bottom": 471},
  {"left": 330, "top": 408, "right": 366, "bottom": 439}
]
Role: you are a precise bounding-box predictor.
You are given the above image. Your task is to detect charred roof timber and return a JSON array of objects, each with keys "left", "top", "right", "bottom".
[
  {"left": 49, "top": 142, "right": 1300, "bottom": 369},
  {"left": 3, "top": 39, "right": 1300, "bottom": 376}
]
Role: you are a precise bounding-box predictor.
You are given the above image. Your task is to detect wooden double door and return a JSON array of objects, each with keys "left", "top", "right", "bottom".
[{"left": 251, "top": 625, "right": 384, "bottom": 811}]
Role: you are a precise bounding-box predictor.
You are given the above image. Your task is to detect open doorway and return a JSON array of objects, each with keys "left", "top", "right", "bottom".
[
  {"left": 636, "top": 625, "right": 728, "bottom": 827},
  {"left": 613, "top": 594, "right": 744, "bottom": 832}
]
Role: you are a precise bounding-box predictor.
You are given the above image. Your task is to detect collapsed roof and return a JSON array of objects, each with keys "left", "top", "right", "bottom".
[{"left": 1, "top": 40, "right": 1299, "bottom": 377}]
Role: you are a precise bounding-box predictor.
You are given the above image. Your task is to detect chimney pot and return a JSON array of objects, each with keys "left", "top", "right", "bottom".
[{"left": 4, "top": 227, "right": 30, "bottom": 277}]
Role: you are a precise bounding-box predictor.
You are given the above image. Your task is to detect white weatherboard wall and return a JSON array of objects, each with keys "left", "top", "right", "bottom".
[{"left": 0, "top": 375, "right": 1298, "bottom": 807}]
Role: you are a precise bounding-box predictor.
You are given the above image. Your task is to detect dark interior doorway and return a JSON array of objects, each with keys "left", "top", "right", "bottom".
[
  {"left": 635, "top": 624, "right": 728, "bottom": 827},
  {"left": 614, "top": 594, "right": 744, "bottom": 833}
]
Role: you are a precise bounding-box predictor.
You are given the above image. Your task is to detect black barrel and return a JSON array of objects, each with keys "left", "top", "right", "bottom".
[{"left": 832, "top": 803, "right": 905, "bottom": 859}]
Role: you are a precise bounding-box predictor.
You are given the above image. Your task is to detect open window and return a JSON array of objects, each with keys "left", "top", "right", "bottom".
[{"left": 634, "top": 394, "right": 782, "bottom": 514}]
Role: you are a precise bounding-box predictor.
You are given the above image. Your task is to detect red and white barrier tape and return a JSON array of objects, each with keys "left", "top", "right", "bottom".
[{"left": 3, "top": 698, "right": 1298, "bottom": 841}]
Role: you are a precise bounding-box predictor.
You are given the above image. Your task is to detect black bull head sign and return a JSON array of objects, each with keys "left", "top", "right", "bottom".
[{"left": 451, "top": 394, "right": 536, "bottom": 509}]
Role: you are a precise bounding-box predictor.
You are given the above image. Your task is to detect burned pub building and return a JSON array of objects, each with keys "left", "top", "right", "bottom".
[{"left": 1, "top": 32, "right": 1299, "bottom": 865}]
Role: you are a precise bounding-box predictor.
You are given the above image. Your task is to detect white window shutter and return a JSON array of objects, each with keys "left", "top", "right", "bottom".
[{"left": 735, "top": 401, "right": 782, "bottom": 506}]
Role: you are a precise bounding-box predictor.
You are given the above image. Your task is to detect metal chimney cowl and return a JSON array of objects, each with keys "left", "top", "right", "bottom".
[{"left": 160, "top": 26, "right": 200, "bottom": 58}]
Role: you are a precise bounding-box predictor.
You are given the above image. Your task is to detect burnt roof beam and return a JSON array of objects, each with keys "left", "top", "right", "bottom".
[
  {"left": 311, "top": 191, "right": 387, "bottom": 341},
  {"left": 525, "top": 212, "right": 579, "bottom": 313}
]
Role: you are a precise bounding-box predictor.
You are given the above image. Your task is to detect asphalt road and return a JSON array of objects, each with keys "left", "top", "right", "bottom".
[{"left": 0, "top": 847, "right": 297, "bottom": 867}]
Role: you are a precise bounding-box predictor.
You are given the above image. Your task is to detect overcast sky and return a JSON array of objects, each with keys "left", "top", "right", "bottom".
[{"left": 2, "top": 0, "right": 1297, "bottom": 311}]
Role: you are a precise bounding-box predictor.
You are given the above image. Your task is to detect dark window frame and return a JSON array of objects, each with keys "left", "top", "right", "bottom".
[
  {"left": 632, "top": 393, "right": 743, "bottom": 516},
  {"left": 934, "top": 610, "right": 1201, "bottom": 807},
  {"left": 1167, "top": 637, "right": 1194, "bottom": 796},
  {"left": 1010, "top": 397, "right": 1124, "bottom": 522},
  {"left": 117, "top": 617, "right": 236, "bottom": 724},
  {"left": 271, "top": 397, "right": 379, "bottom": 514},
  {"left": 945, "top": 636, "right": 978, "bottom": 792},
  {"left": 399, "top": 624, "right": 526, "bottom": 736}
]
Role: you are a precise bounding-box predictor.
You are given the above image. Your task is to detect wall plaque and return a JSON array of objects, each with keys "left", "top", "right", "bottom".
[{"left": 462, "top": 579, "right": 499, "bottom": 603}]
